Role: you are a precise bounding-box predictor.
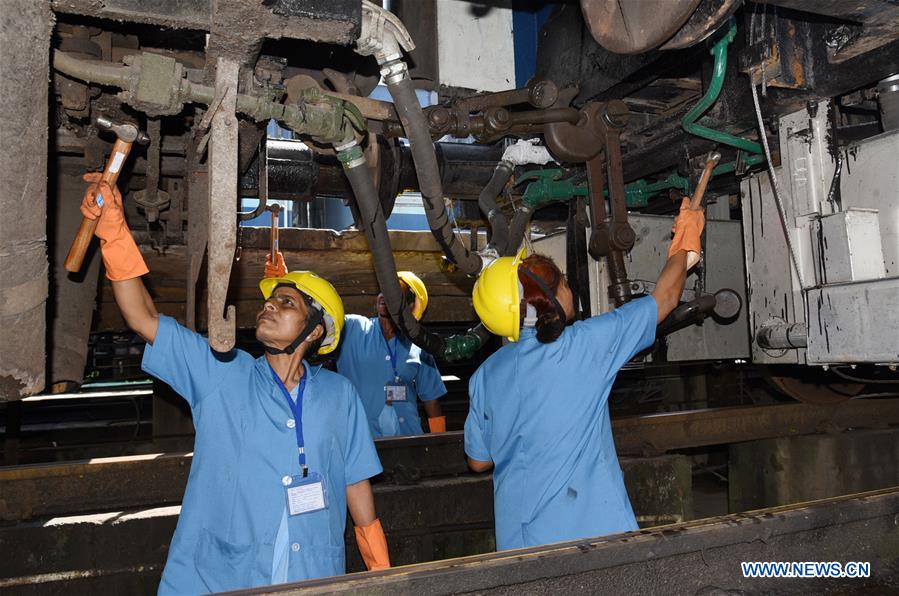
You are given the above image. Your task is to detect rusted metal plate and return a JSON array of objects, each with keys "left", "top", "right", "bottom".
[
  {"left": 580, "top": 0, "right": 701, "bottom": 55},
  {"left": 259, "top": 486, "right": 899, "bottom": 595},
  {"left": 5, "top": 399, "right": 899, "bottom": 522},
  {"left": 0, "top": 458, "right": 690, "bottom": 595},
  {"left": 612, "top": 399, "right": 899, "bottom": 456},
  {"left": 50, "top": 0, "right": 360, "bottom": 45},
  {"left": 5, "top": 399, "right": 899, "bottom": 523},
  {"left": 206, "top": 58, "right": 239, "bottom": 352},
  {"left": 0, "top": 438, "right": 691, "bottom": 525},
  {"left": 0, "top": 477, "right": 494, "bottom": 592}
]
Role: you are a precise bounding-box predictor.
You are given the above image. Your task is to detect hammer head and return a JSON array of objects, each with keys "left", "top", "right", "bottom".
[
  {"left": 95, "top": 115, "right": 149, "bottom": 145},
  {"left": 707, "top": 151, "right": 722, "bottom": 165}
]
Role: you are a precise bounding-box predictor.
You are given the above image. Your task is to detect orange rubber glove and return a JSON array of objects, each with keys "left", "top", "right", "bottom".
[
  {"left": 354, "top": 518, "right": 390, "bottom": 571},
  {"left": 428, "top": 416, "right": 446, "bottom": 433},
  {"left": 668, "top": 197, "right": 705, "bottom": 265},
  {"left": 264, "top": 251, "right": 287, "bottom": 278},
  {"left": 80, "top": 173, "right": 149, "bottom": 281}
]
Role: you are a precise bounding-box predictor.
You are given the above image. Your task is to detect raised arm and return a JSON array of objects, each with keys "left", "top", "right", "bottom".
[
  {"left": 652, "top": 198, "right": 704, "bottom": 323},
  {"left": 651, "top": 252, "right": 688, "bottom": 323},
  {"left": 112, "top": 278, "right": 159, "bottom": 344},
  {"left": 80, "top": 177, "right": 156, "bottom": 341}
]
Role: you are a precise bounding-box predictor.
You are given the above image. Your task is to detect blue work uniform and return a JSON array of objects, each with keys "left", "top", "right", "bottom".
[
  {"left": 336, "top": 315, "right": 446, "bottom": 437},
  {"left": 143, "top": 315, "right": 382, "bottom": 594},
  {"left": 464, "top": 296, "right": 657, "bottom": 551}
]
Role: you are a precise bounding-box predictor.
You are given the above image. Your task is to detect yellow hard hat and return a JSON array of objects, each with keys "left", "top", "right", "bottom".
[
  {"left": 472, "top": 248, "right": 526, "bottom": 342},
  {"left": 259, "top": 271, "right": 346, "bottom": 354},
  {"left": 397, "top": 271, "right": 428, "bottom": 320}
]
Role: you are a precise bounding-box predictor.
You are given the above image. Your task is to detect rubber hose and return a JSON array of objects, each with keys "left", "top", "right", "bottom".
[
  {"left": 478, "top": 161, "right": 514, "bottom": 254},
  {"left": 385, "top": 73, "right": 483, "bottom": 275},
  {"left": 343, "top": 158, "right": 446, "bottom": 355},
  {"left": 504, "top": 206, "right": 534, "bottom": 256}
]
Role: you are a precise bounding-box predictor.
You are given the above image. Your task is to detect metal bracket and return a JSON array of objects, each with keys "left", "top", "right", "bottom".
[
  {"left": 133, "top": 118, "right": 170, "bottom": 222},
  {"left": 206, "top": 58, "right": 239, "bottom": 352}
]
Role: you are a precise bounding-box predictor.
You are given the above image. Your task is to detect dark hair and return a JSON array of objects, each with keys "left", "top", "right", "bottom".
[{"left": 518, "top": 254, "right": 566, "bottom": 343}]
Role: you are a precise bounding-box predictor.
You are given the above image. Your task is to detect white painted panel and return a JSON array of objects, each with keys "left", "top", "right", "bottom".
[{"left": 436, "top": 0, "right": 515, "bottom": 92}]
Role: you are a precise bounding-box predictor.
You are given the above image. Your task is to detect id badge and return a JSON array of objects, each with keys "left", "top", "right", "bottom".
[
  {"left": 384, "top": 378, "right": 407, "bottom": 402},
  {"left": 284, "top": 471, "right": 328, "bottom": 516}
]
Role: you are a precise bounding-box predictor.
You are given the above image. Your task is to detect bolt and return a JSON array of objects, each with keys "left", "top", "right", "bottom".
[
  {"left": 603, "top": 100, "right": 629, "bottom": 129},
  {"left": 428, "top": 107, "right": 450, "bottom": 130},
  {"left": 822, "top": 365, "right": 830, "bottom": 371},
  {"left": 529, "top": 80, "right": 558, "bottom": 109},
  {"left": 486, "top": 107, "right": 511, "bottom": 131}
]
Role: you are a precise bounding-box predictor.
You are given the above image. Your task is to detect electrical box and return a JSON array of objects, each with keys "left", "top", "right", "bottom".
[{"left": 816, "top": 209, "right": 886, "bottom": 283}]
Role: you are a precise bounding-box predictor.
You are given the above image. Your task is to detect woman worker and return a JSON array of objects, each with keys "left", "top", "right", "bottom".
[
  {"left": 463, "top": 199, "right": 704, "bottom": 550},
  {"left": 79, "top": 176, "right": 390, "bottom": 593},
  {"left": 336, "top": 272, "right": 447, "bottom": 437}
]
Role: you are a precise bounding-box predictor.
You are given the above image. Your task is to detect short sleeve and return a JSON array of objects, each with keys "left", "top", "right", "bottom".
[
  {"left": 463, "top": 368, "right": 491, "bottom": 462},
  {"left": 141, "top": 315, "right": 236, "bottom": 409},
  {"left": 336, "top": 315, "right": 364, "bottom": 370},
  {"left": 595, "top": 295, "right": 658, "bottom": 372},
  {"left": 414, "top": 352, "right": 447, "bottom": 402},
  {"left": 343, "top": 384, "right": 383, "bottom": 486}
]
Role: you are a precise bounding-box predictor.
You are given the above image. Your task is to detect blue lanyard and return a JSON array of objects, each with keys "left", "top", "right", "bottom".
[
  {"left": 381, "top": 329, "right": 400, "bottom": 379},
  {"left": 269, "top": 364, "right": 308, "bottom": 476}
]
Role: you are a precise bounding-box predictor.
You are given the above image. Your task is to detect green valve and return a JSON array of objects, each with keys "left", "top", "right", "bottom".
[
  {"left": 519, "top": 169, "right": 588, "bottom": 209},
  {"left": 442, "top": 332, "right": 483, "bottom": 362},
  {"left": 519, "top": 169, "right": 685, "bottom": 210}
]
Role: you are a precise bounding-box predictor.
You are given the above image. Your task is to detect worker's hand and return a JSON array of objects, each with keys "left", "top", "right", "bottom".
[
  {"left": 667, "top": 197, "right": 705, "bottom": 259},
  {"left": 80, "top": 173, "right": 129, "bottom": 241},
  {"left": 428, "top": 416, "right": 446, "bottom": 433},
  {"left": 79, "top": 172, "right": 148, "bottom": 281},
  {"left": 354, "top": 518, "right": 391, "bottom": 571},
  {"left": 265, "top": 251, "right": 287, "bottom": 278}
]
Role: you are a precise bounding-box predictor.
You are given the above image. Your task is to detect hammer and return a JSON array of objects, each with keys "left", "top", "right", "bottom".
[
  {"left": 685, "top": 151, "right": 721, "bottom": 269},
  {"left": 64, "top": 116, "right": 150, "bottom": 273}
]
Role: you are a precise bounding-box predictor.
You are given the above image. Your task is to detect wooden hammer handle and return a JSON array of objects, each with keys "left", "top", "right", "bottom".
[
  {"left": 689, "top": 156, "right": 718, "bottom": 210},
  {"left": 64, "top": 138, "right": 133, "bottom": 272}
]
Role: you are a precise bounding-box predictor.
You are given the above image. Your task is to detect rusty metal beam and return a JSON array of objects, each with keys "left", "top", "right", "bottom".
[
  {"left": 50, "top": 0, "right": 360, "bottom": 46},
  {"left": 612, "top": 398, "right": 899, "bottom": 456},
  {"left": 0, "top": 441, "right": 691, "bottom": 525},
  {"left": 4, "top": 399, "right": 899, "bottom": 523},
  {"left": 258, "top": 486, "right": 899, "bottom": 595},
  {"left": 206, "top": 58, "right": 238, "bottom": 352}
]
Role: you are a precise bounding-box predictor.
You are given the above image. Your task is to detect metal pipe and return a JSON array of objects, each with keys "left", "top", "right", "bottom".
[
  {"left": 757, "top": 321, "right": 807, "bottom": 349},
  {"left": 508, "top": 107, "right": 581, "bottom": 126},
  {"left": 52, "top": 50, "right": 132, "bottom": 88},
  {"left": 681, "top": 19, "right": 764, "bottom": 155},
  {"left": 52, "top": 50, "right": 353, "bottom": 145}
]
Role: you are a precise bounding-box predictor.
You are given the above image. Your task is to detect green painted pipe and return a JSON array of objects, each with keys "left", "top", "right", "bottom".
[
  {"left": 712, "top": 154, "right": 766, "bottom": 175},
  {"left": 681, "top": 19, "right": 763, "bottom": 155}
]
